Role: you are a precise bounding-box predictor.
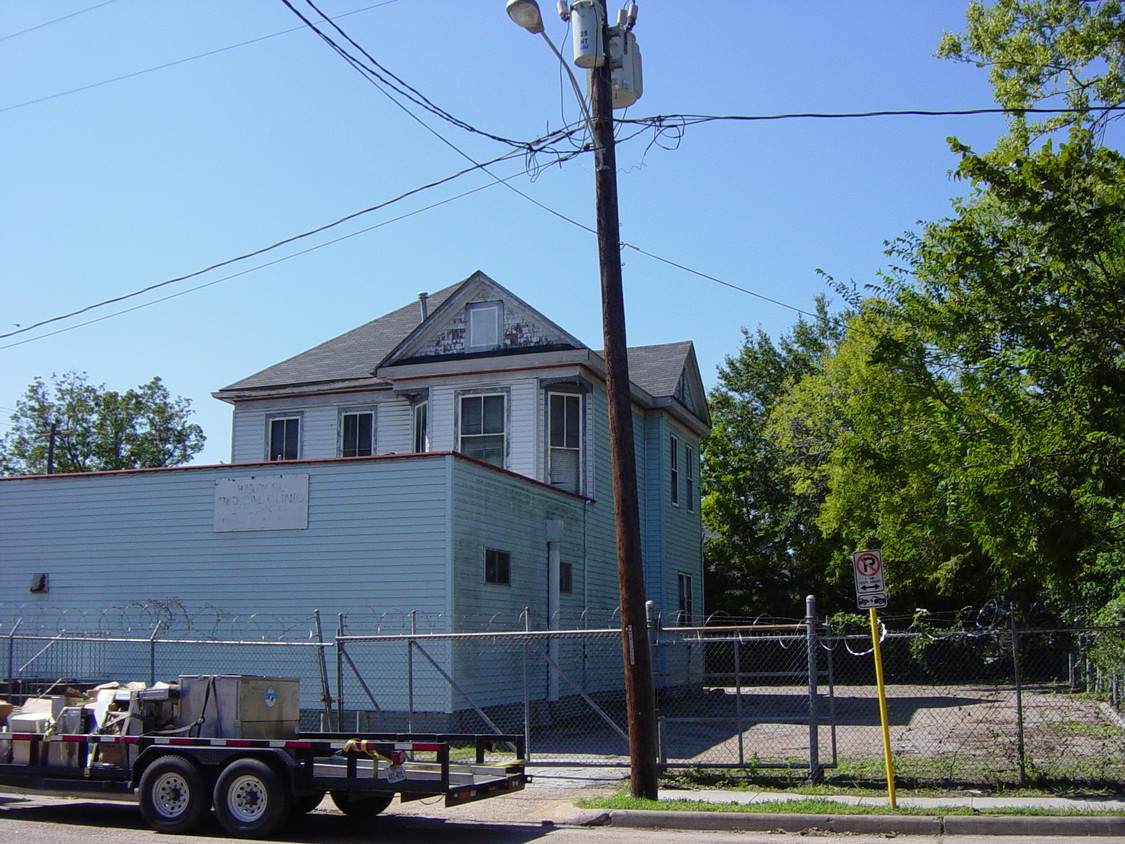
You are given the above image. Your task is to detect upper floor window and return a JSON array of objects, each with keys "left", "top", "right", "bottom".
[
  {"left": 459, "top": 392, "right": 506, "bottom": 468},
  {"left": 670, "top": 434, "right": 680, "bottom": 506},
  {"left": 340, "top": 409, "right": 374, "bottom": 457},
  {"left": 412, "top": 400, "right": 429, "bottom": 453},
  {"left": 677, "top": 572, "right": 694, "bottom": 626},
  {"left": 466, "top": 301, "right": 502, "bottom": 351},
  {"left": 268, "top": 416, "right": 300, "bottom": 461},
  {"left": 560, "top": 561, "right": 574, "bottom": 594},
  {"left": 685, "top": 444, "right": 696, "bottom": 512},
  {"left": 547, "top": 392, "right": 583, "bottom": 494}
]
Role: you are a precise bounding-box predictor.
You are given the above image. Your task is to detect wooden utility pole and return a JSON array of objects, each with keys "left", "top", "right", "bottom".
[{"left": 589, "top": 29, "right": 659, "bottom": 800}]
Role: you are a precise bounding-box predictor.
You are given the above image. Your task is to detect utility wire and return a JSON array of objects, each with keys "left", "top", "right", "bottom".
[
  {"left": 0, "top": 0, "right": 119, "bottom": 42},
  {"left": 0, "top": 172, "right": 523, "bottom": 351},
  {"left": 0, "top": 145, "right": 550, "bottom": 342},
  {"left": 0, "top": 1, "right": 402, "bottom": 113},
  {"left": 280, "top": 0, "right": 537, "bottom": 151}
]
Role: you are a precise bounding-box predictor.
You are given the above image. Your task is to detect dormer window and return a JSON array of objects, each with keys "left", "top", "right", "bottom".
[{"left": 466, "top": 301, "right": 502, "bottom": 351}]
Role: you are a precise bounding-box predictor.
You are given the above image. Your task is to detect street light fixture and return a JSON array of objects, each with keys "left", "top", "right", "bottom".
[{"left": 505, "top": 0, "right": 657, "bottom": 800}]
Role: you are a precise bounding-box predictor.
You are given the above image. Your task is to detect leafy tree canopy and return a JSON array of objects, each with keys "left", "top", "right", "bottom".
[
  {"left": 0, "top": 372, "right": 205, "bottom": 475},
  {"left": 938, "top": 0, "right": 1125, "bottom": 143},
  {"left": 701, "top": 297, "right": 849, "bottom": 618}
]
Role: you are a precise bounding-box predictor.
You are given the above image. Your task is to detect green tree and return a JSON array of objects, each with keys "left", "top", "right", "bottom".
[
  {"left": 701, "top": 298, "right": 848, "bottom": 618},
  {"left": 937, "top": 0, "right": 1125, "bottom": 144},
  {"left": 771, "top": 133, "right": 1125, "bottom": 613},
  {"left": 0, "top": 372, "right": 205, "bottom": 475}
]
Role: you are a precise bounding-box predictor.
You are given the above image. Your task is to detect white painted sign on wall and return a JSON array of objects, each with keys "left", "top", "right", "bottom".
[{"left": 213, "top": 474, "right": 309, "bottom": 532}]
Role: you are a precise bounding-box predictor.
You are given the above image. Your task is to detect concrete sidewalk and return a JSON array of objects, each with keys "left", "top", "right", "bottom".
[{"left": 385, "top": 771, "right": 1125, "bottom": 837}]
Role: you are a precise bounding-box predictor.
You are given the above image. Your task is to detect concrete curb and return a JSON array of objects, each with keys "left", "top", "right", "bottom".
[
  {"left": 944, "top": 814, "right": 1125, "bottom": 836},
  {"left": 606, "top": 809, "right": 942, "bottom": 836},
  {"left": 604, "top": 809, "right": 1125, "bottom": 837}
]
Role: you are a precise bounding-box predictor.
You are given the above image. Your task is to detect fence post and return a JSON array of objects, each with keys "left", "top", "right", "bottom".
[
  {"left": 1010, "top": 607, "right": 1026, "bottom": 786},
  {"left": 735, "top": 628, "right": 744, "bottom": 766},
  {"left": 335, "top": 613, "right": 345, "bottom": 731},
  {"left": 7, "top": 619, "right": 20, "bottom": 685},
  {"left": 408, "top": 610, "right": 416, "bottom": 733},
  {"left": 806, "top": 594, "right": 822, "bottom": 783},
  {"left": 148, "top": 620, "right": 162, "bottom": 686},
  {"left": 314, "top": 610, "right": 333, "bottom": 729},
  {"left": 522, "top": 607, "right": 531, "bottom": 761}
]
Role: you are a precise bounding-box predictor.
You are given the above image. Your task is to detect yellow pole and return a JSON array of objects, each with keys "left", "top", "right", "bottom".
[{"left": 869, "top": 607, "right": 896, "bottom": 809}]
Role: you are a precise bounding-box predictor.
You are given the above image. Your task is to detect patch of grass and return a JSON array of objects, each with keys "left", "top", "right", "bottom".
[{"left": 578, "top": 794, "right": 1121, "bottom": 817}]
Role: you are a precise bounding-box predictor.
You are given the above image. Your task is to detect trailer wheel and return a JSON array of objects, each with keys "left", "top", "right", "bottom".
[
  {"left": 213, "top": 758, "right": 291, "bottom": 839},
  {"left": 138, "top": 754, "right": 212, "bottom": 835},
  {"left": 330, "top": 790, "right": 394, "bottom": 817}
]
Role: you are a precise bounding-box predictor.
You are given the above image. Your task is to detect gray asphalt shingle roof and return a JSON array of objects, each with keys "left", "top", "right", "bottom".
[
  {"left": 217, "top": 278, "right": 693, "bottom": 402},
  {"left": 217, "top": 283, "right": 460, "bottom": 393}
]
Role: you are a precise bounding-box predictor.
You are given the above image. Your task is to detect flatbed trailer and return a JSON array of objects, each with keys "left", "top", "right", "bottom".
[{"left": 0, "top": 729, "right": 527, "bottom": 838}]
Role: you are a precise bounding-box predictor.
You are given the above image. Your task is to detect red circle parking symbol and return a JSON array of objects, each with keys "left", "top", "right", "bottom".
[{"left": 855, "top": 552, "right": 881, "bottom": 577}]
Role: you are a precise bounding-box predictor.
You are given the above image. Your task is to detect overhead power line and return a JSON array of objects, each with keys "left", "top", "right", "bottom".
[
  {"left": 0, "top": 0, "right": 119, "bottom": 42},
  {"left": 0, "top": 1, "right": 403, "bottom": 113}
]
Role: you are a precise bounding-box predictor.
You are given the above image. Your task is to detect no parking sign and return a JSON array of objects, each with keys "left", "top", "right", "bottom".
[{"left": 852, "top": 549, "right": 887, "bottom": 609}]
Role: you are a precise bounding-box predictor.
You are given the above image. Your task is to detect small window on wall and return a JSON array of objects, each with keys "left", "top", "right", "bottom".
[
  {"left": 670, "top": 434, "right": 680, "bottom": 506},
  {"left": 466, "top": 301, "right": 502, "bottom": 351},
  {"left": 560, "top": 561, "right": 573, "bottom": 594},
  {"left": 677, "top": 572, "right": 694, "bottom": 626},
  {"left": 340, "top": 410, "right": 374, "bottom": 457},
  {"left": 685, "top": 444, "right": 696, "bottom": 512},
  {"left": 485, "top": 548, "right": 511, "bottom": 585},
  {"left": 413, "top": 400, "right": 429, "bottom": 453},
  {"left": 268, "top": 417, "right": 300, "bottom": 461},
  {"left": 460, "top": 393, "right": 506, "bottom": 467}
]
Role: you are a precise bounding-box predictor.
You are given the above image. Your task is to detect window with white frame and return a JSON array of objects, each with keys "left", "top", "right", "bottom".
[
  {"left": 339, "top": 409, "right": 374, "bottom": 457},
  {"left": 268, "top": 416, "right": 300, "bottom": 461},
  {"left": 466, "top": 301, "right": 502, "bottom": 351},
  {"left": 686, "top": 443, "right": 696, "bottom": 512},
  {"left": 670, "top": 434, "right": 680, "bottom": 506},
  {"left": 677, "top": 572, "right": 694, "bottom": 626},
  {"left": 459, "top": 392, "right": 506, "bottom": 468},
  {"left": 412, "top": 400, "right": 429, "bottom": 453},
  {"left": 547, "top": 392, "right": 583, "bottom": 494}
]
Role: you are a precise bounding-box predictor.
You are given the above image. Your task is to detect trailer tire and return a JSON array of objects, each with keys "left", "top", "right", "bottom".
[
  {"left": 213, "top": 758, "right": 291, "bottom": 839},
  {"left": 330, "top": 790, "right": 394, "bottom": 817},
  {"left": 138, "top": 754, "right": 212, "bottom": 835}
]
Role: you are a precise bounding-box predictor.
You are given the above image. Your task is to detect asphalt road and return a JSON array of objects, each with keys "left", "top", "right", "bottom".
[{"left": 2, "top": 794, "right": 1125, "bottom": 844}]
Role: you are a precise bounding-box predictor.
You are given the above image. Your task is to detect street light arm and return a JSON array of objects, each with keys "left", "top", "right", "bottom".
[{"left": 538, "top": 30, "right": 595, "bottom": 139}]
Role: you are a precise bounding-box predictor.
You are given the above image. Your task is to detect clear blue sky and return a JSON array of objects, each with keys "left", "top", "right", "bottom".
[{"left": 2, "top": 1, "right": 1015, "bottom": 465}]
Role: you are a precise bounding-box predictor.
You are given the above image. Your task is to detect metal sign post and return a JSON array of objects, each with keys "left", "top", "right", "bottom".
[{"left": 853, "top": 550, "right": 896, "bottom": 809}]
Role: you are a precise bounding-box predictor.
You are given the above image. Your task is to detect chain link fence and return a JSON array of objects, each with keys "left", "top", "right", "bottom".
[{"left": 2, "top": 601, "right": 1125, "bottom": 787}]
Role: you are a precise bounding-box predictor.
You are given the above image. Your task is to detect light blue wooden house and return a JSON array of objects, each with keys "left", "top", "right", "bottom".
[{"left": 0, "top": 271, "right": 710, "bottom": 715}]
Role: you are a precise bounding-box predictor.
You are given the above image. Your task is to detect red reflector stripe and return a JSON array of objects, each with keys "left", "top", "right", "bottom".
[
  {"left": 226, "top": 740, "right": 253, "bottom": 747},
  {"left": 285, "top": 741, "right": 313, "bottom": 748},
  {"left": 9, "top": 734, "right": 35, "bottom": 741},
  {"left": 169, "top": 738, "right": 196, "bottom": 745},
  {"left": 412, "top": 743, "right": 442, "bottom": 751}
]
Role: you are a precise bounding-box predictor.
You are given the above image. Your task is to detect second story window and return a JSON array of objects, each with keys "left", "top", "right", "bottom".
[
  {"left": 686, "top": 444, "right": 696, "bottom": 512},
  {"left": 459, "top": 393, "right": 506, "bottom": 468},
  {"left": 670, "top": 434, "right": 680, "bottom": 506},
  {"left": 547, "top": 392, "right": 583, "bottom": 494},
  {"left": 268, "top": 416, "right": 300, "bottom": 461},
  {"left": 340, "top": 410, "right": 374, "bottom": 457},
  {"left": 412, "top": 400, "right": 429, "bottom": 453}
]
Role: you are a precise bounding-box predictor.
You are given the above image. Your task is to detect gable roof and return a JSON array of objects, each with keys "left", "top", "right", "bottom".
[
  {"left": 215, "top": 271, "right": 708, "bottom": 432},
  {"left": 215, "top": 282, "right": 461, "bottom": 395}
]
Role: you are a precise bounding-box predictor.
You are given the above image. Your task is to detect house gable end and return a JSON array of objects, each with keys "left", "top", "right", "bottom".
[{"left": 380, "top": 271, "right": 586, "bottom": 368}]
